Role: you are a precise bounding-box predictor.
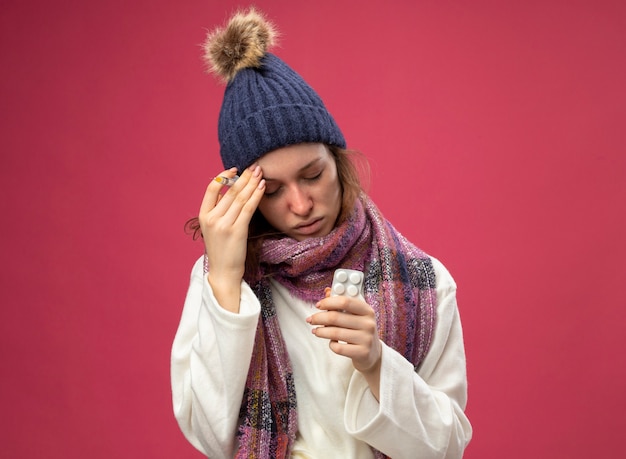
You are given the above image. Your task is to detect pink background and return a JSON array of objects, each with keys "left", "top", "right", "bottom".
[{"left": 2, "top": 0, "right": 625, "bottom": 457}]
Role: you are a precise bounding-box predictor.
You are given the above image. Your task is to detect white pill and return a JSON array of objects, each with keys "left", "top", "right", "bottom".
[{"left": 335, "top": 270, "right": 348, "bottom": 282}]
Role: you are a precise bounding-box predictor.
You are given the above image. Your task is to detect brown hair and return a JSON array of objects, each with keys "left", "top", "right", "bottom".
[{"left": 184, "top": 145, "right": 369, "bottom": 281}]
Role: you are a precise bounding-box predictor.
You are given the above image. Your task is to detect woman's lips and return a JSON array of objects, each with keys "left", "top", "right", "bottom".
[{"left": 294, "top": 217, "right": 323, "bottom": 235}]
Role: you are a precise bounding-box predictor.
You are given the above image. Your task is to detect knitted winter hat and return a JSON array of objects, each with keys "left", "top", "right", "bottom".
[{"left": 203, "top": 8, "right": 346, "bottom": 171}]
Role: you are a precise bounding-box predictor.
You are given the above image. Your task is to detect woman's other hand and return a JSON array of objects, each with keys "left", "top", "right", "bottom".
[{"left": 307, "top": 290, "right": 383, "bottom": 399}]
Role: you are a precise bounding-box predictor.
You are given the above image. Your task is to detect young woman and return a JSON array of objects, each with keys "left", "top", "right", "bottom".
[{"left": 171, "top": 9, "right": 472, "bottom": 459}]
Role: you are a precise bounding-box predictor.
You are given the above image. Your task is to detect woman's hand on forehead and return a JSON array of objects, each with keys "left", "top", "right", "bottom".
[{"left": 198, "top": 164, "right": 266, "bottom": 312}]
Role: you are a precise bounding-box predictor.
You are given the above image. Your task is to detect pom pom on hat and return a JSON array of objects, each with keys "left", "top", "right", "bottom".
[
  {"left": 203, "top": 8, "right": 278, "bottom": 83},
  {"left": 202, "top": 8, "right": 346, "bottom": 171}
]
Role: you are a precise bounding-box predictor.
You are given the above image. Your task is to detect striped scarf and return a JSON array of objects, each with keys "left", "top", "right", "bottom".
[{"left": 217, "top": 195, "right": 437, "bottom": 458}]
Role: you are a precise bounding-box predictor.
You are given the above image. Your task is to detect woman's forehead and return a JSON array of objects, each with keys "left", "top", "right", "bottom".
[{"left": 258, "top": 144, "right": 331, "bottom": 177}]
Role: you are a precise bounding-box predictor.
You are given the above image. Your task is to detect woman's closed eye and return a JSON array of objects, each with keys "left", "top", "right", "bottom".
[
  {"left": 264, "top": 185, "right": 281, "bottom": 198},
  {"left": 263, "top": 170, "right": 323, "bottom": 198},
  {"left": 305, "top": 170, "right": 323, "bottom": 182}
]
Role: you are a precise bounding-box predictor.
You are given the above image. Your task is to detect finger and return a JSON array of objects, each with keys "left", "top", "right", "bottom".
[
  {"left": 233, "top": 176, "right": 266, "bottom": 227},
  {"left": 316, "top": 296, "right": 371, "bottom": 316},
  {"left": 199, "top": 167, "right": 238, "bottom": 215},
  {"left": 308, "top": 310, "right": 366, "bottom": 330},
  {"left": 212, "top": 164, "right": 263, "bottom": 222},
  {"left": 222, "top": 166, "right": 265, "bottom": 227},
  {"left": 313, "top": 325, "right": 364, "bottom": 344},
  {"left": 328, "top": 339, "right": 376, "bottom": 365}
]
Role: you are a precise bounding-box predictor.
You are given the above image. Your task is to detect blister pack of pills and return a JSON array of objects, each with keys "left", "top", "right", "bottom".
[{"left": 331, "top": 269, "right": 364, "bottom": 298}]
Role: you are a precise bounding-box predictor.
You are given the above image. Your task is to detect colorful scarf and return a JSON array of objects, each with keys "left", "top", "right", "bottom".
[{"left": 208, "top": 195, "right": 437, "bottom": 458}]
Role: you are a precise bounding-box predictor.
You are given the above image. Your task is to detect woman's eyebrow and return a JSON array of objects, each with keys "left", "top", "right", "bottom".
[{"left": 263, "top": 157, "right": 323, "bottom": 182}]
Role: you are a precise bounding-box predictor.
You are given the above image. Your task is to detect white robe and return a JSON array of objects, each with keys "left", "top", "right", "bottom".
[{"left": 171, "top": 255, "right": 472, "bottom": 458}]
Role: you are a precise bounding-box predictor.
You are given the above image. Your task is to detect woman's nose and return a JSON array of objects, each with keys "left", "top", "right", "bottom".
[{"left": 288, "top": 186, "right": 313, "bottom": 216}]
